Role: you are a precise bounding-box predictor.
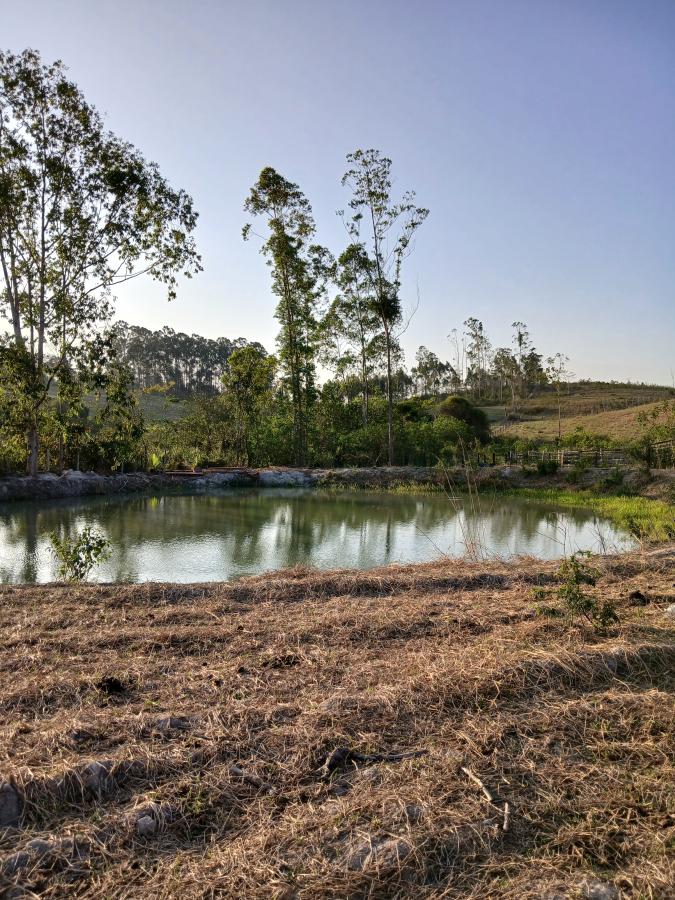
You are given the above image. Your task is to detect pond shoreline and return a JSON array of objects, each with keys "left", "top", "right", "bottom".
[{"left": 0, "top": 462, "right": 670, "bottom": 503}]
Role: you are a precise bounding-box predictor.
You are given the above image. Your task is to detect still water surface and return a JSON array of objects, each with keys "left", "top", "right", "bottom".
[{"left": 0, "top": 489, "right": 633, "bottom": 584}]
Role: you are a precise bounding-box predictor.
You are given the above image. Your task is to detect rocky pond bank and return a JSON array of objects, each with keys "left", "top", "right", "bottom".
[
  {"left": 1, "top": 463, "right": 668, "bottom": 504},
  {"left": 0, "top": 465, "right": 448, "bottom": 502}
]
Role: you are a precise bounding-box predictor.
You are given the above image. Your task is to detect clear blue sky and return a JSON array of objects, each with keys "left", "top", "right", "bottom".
[{"left": 3, "top": 0, "right": 674, "bottom": 383}]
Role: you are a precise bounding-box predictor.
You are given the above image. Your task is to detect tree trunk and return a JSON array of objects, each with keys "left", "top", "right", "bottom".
[
  {"left": 27, "top": 421, "right": 39, "bottom": 477},
  {"left": 558, "top": 394, "right": 562, "bottom": 442},
  {"left": 385, "top": 327, "right": 394, "bottom": 466},
  {"left": 361, "top": 345, "right": 369, "bottom": 426}
]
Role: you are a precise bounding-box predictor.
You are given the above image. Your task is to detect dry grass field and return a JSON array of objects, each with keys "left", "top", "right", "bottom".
[
  {"left": 1, "top": 549, "right": 674, "bottom": 898},
  {"left": 501, "top": 401, "right": 670, "bottom": 443}
]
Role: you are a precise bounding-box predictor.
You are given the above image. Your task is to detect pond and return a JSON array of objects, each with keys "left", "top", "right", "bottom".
[{"left": 0, "top": 488, "right": 635, "bottom": 584}]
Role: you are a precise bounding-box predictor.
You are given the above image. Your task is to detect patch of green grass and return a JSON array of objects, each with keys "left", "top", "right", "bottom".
[
  {"left": 323, "top": 478, "right": 675, "bottom": 542},
  {"left": 505, "top": 488, "right": 675, "bottom": 543}
]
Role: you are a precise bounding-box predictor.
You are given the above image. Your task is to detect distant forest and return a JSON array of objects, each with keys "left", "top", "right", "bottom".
[{"left": 112, "top": 322, "right": 267, "bottom": 396}]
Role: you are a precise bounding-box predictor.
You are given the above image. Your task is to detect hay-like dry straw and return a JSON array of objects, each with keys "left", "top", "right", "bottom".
[{"left": 0, "top": 546, "right": 674, "bottom": 897}]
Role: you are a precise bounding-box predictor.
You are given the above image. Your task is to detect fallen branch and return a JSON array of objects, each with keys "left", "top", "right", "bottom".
[
  {"left": 228, "top": 765, "right": 274, "bottom": 794},
  {"left": 321, "top": 746, "right": 428, "bottom": 778}
]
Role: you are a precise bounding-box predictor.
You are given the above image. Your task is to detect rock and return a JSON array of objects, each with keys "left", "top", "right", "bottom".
[
  {"left": 154, "top": 715, "right": 190, "bottom": 733},
  {"left": 665, "top": 604, "right": 675, "bottom": 619},
  {"left": 578, "top": 879, "right": 619, "bottom": 900},
  {"left": 1, "top": 838, "right": 61, "bottom": 876},
  {"left": 346, "top": 836, "right": 413, "bottom": 872},
  {"left": 0, "top": 782, "right": 21, "bottom": 828},
  {"left": 628, "top": 589, "right": 648, "bottom": 606},
  {"left": 136, "top": 815, "right": 157, "bottom": 837},
  {"left": 404, "top": 803, "right": 424, "bottom": 824},
  {"left": 258, "top": 470, "right": 313, "bottom": 487},
  {"left": 82, "top": 760, "right": 112, "bottom": 795}
]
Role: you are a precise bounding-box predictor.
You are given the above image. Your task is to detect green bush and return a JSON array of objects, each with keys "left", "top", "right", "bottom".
[
  {"left": 600, "top": 467, "right": 624, "bottom": 490},
  {"left": 536, "top": 459, "right": 559, "bottom": 476},
  {"left": 556, "top": 552, "right": 618, "bottom": 627},
  {"left": 49, "top": 526, "right": 111, "bottom": 582},
  {"left": 436, "top": 396, "right": 490, "bottom": 443}
]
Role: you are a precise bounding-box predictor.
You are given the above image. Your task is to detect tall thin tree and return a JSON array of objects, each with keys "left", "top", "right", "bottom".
[
  {"left": 244, "top": 167, "right": 328, "bottom": 465},
  {"left": 340, "top": 149, "right": 428, "bottom": 465}
]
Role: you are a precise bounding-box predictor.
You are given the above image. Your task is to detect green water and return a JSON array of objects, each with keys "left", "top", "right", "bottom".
[{"left": 0, "top": 488, "right": 634, "bottom": 584}]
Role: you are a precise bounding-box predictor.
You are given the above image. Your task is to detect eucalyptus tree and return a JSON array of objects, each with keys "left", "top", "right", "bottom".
[
  {"left": 244, "top": 167, "right": 329, "bottom": 465},
  {"left": 322, "top": 243, "right": 382, "bottom": 425},
  {"left": 340, "top": 149, "right": 428, "bottom": 465},
  {"left": 545, "top": 352, "right": 573, "bottom": 441},
  {"left": 511, "top": 321, "right": 534, "bottom": 398},
  {"left": 221, "top": 345, "right": 277, "bottom": 465},
  {"left": 492, "top": 347, "right": 520, "bottom": 408},
  {"left": 463, "top": 318, "right": 492, "bottom": 400},
  {"left": 411, "top": 345, "right": 453, "bottom": 396},
  {"left": 0, "top": 49, "right": 200, "bottom": 474}
]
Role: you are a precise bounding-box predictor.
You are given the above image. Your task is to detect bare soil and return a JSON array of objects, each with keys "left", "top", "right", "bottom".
[{"left": 1, "top": 549, "right": 674, "bottom": 898}]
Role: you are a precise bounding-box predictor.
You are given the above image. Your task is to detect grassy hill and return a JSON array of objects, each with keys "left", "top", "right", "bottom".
[
  {"left": 501, "top": 400, "right": 670, "bottom": 442},
  {"left": 491, "top": 382, "right": 674, "bottom": 443},
  {"left": 136, "top": 392, "right": 189, "bottom": 422}
]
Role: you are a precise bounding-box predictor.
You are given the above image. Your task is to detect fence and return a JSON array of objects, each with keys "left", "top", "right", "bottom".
[
  {"left": 465, "top": 441, "right": 675, "bottom": 470},
  {"left": 647, "top": 440, "right": 675, "bottom": 469}
]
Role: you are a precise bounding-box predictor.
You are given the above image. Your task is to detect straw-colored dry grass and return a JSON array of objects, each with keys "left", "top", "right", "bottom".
[
  {"left": 501, "top": 401, "right": 670, "bottom": 442},
  {"left": 1, "top": 549, "right": 674, "bottom": 898}
]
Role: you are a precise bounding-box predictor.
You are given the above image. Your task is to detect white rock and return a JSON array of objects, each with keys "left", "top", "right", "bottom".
[
  {"left": 579, "top": 879, "right": 619, "bottom": 900},
  {"left": 665, "top": 604, "right": 675, "bottom": 619},
  {"left": 83, "top": 760, "right": 111, "bottom": 794}
]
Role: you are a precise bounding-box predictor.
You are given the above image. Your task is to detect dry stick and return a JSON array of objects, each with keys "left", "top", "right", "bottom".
[
  {"left": 228, "top": 765, "right": 274, "bottom": 794},
  {"left": 460, "top": 766, "right": 494, "bottom": 803},
  {"left": 461, "top": 766, "right": 512, "bottom": 833}
]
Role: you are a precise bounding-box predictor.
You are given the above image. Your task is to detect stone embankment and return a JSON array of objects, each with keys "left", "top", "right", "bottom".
[
  {"left": 0, "top": 466, "right": 449, "bottom": 502},
  {"left": 0, "top": 463, "right": 661, "bottom": 503}
]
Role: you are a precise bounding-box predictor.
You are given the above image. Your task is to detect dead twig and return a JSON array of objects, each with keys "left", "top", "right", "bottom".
[
  {"left": 321, "top": 746, "right": 428, "bottom": 778},
  {"left": 461, "top": 766, "right": 512, "bottom": 833},
  {"left": 228, "top": 765, "right": 274, "bottom": 794},
  {"left": 460, "top": 766, "right": 494, "bottom": 804}
]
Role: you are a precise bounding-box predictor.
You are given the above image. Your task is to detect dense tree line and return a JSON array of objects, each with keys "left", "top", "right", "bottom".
[{"left": 111, "top": 322, "right": 266, "bottom": 395}]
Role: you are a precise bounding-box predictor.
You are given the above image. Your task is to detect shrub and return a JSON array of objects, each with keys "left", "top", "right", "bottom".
[
  {"left": 556, "top": 552, "right": 618, "bottom": 627},
  {"left": 600, "top": 467, "right": 624, "bottom": 490},
  {"left": 536, "top": 459, "right": 559, "bottom": 476},
  {"left": 565, "top": 458, "right": 592, "bottom": 484},
  {"left": 436, "top": 396, "right": 490, "bottom": 443},
  {"left": 49, "top": 526, "right": 111, "bottom": 582}
]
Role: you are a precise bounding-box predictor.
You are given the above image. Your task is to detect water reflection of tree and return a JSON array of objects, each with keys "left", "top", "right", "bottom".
[{"left": 0, "top": 490, "right": 628, "bottom": 583}]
